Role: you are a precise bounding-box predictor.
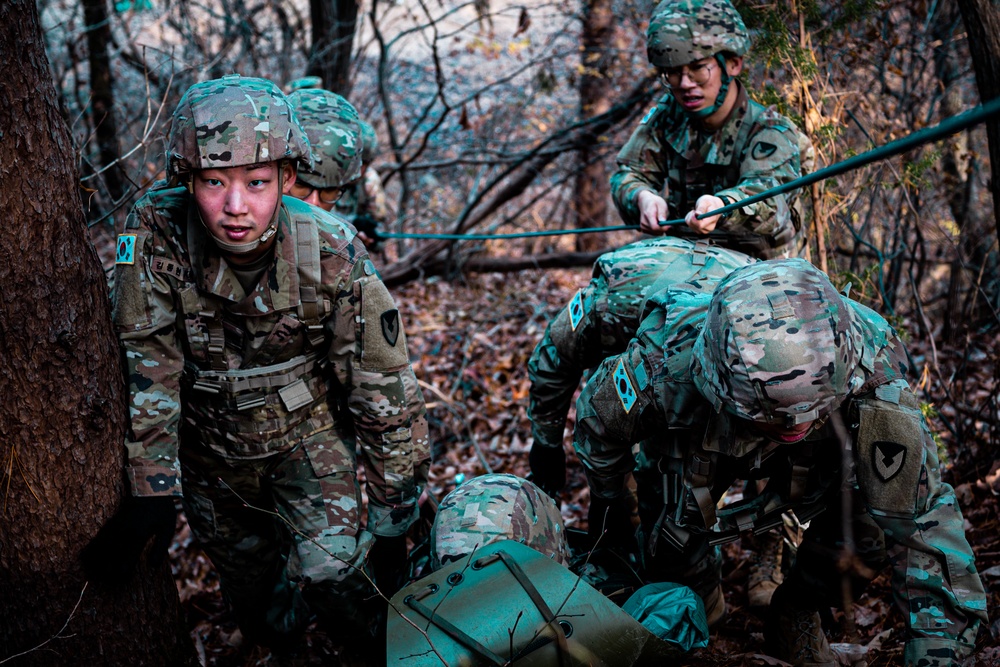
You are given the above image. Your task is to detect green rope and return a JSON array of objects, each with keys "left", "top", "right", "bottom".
[{"left": 381, "top": 95, "right": 1000, "bottom": 242}]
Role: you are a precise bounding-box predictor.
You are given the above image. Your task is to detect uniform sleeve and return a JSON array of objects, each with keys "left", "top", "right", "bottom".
[
  {"left": 325, "top": 255, "right": 430, "bottom": 538},
  {"left": 112, "top": 214, "right": 184, "bottom": 498},
  {"left": 610, "top": 108, "right": 670, "bottom": 227},
  {"left": 714, "top": 120, "right": 803, "bottom": 246},
  {"left": 852, "top": 379, "right": 987, "bottom": 664},
  {"left": 527, "top": 278, "right": 609, "bottom": 450},
  {"left": 572, "top": 337, "right": 666, "bottom": 499}
]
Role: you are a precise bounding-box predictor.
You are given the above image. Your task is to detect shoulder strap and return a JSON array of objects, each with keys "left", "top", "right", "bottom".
[{"left": 294, "top": 215, "right": 327, "bottom": 348}]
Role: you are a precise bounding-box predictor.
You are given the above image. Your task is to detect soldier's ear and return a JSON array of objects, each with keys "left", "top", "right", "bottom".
[
  {"left": 725, "top": 55, "right": 743, "bottom": 77},
  {"left": 281, "top": 162, "right": 297, "bottom": 194}
]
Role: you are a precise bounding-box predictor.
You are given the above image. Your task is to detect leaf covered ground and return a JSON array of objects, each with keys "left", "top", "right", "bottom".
[{"left": 169, "top": 267, "right": 1000, "bottom": 666}]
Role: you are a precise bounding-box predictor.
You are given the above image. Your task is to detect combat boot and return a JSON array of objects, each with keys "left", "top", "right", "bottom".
[
  {"left": 702, "top": 583, "right": 728, "bottom": 628},
  {"left": 764, "top": 585, "right": 836, "bottom": 667},
  {"left": 747, "top": 531, "right": 784, "bottom": 608}
]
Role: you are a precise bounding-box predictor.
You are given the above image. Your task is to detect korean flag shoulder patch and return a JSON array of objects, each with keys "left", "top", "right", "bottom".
[
  {"left": 613, "top": 358, "right": 638, "bottom": 414},
  {"left": 568, "top": 290, "right": 584, "bottom": 331},
  {"left": 115, "top": 234, "right": 137, "bottom": 265}
]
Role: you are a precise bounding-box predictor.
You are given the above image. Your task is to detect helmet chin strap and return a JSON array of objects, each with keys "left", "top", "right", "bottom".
[
  {"left": 686, "top": 53, "right": 731, "bottom": 120},
  {"left": 202, "top": 163, "right": 285, "bottom": 256}
]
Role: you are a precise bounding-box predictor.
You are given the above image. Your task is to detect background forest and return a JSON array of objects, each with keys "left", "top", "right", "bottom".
[{"left": 1, "top": 0, "right": 999, "bottom": 664}]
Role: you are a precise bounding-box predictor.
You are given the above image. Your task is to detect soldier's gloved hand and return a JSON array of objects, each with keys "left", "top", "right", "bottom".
[
  {"left": 370, "top": 535, "right": 408, "bottom": 597},
  {"left": 81, "top": 496, "right": 177, "bottom": 583},
  {"left": 353, "top": 214, "right": 382, "bottom": 250},
  {"left": 588, "top": 495, "right": 637, "bottom": 553},
  {"left": 528, "top": 442, "right": 566, "bottom": 498}
]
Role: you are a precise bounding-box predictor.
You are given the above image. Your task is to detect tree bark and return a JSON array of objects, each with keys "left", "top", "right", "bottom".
[
  {"left": 0, "top": 3, "right": 195, "bottom": 665},
  {"left": 574, "top": 0, "right": 615, "bottom": 252},
  {"left": 308, "top": 0, "right": 359, "bottom": 95}
]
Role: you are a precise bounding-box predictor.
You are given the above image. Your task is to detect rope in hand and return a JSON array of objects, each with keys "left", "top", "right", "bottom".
[{"left": 378, "top": 95, "right": 1000, "bottom": 242}]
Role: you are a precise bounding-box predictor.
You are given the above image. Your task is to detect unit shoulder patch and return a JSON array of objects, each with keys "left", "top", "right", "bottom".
[
  {"left": 872, "top": 440, "right": 906, "bottom": 482},
  {"left": 751, "top": 141, "right": 778, "bottom": 161},
  {"left": 381, "top": 308, "right": 400, "bottom": 347}
]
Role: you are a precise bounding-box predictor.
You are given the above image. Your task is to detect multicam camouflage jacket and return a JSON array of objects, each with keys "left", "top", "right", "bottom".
[
  {"left": 573, "top": 286, "right": 987, "bottom": 662},
  {"left": 527, "top": 237, "right": 755, "bottom": 449},
  {"left": 111, "top": 185, "right": 429, "bottom": 536},
  {"left": 611, "top": 82, "right": 814, "bottom": 259}
]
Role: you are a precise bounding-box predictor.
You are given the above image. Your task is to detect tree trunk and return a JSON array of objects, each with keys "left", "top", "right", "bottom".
[
  {"left": 308, "top": 0, "right": 359, "bottom": 96},
  {"left": 0, "top": 3, "right": 196, "bottom": 665},
  {"left": 954, "top": 0, "right": 1000, "bottom": 318},
  {"left": 956, "top": 0, "right": 1000, "bottom": 237},
  {"left": 82, "top": 0, "right": 123, "bottom": 203},
  {"left": 574, "top": 0, "right": 614, "bottom": 252}
]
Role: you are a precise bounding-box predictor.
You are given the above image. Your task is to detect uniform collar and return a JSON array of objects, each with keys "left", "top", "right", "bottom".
[
  {"left": 663, "top": 80, "right": 750, "bottom": 166},
  {"left": 187, "top": 197, "right": 302, "bottom": 315}
]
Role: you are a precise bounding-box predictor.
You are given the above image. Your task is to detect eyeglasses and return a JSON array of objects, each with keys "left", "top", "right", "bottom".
[
  {"left": 659, "top": 61, "right": 716, "bottom": 88},
  {"left": 289, "top": 180, "right": 345, "bottom": 204}
]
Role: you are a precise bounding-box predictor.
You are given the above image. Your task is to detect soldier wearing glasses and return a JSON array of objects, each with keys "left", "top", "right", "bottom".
[{"left": 612, "top": 0, "right": 813, "bottom": 260}]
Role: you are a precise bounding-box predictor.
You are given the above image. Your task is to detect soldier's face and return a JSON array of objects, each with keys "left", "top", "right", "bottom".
[
  {"left": 670, "top": 55, "right": 743, "bottom": 114},
  {"left": 193, "top": 162, "right": 295, "bottom": 246}
]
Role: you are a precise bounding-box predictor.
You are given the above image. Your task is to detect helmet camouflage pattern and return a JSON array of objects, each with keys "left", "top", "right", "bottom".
[
  {"left": 431, "top": 473, "right": 569, "bottom": 570},
  {"left": 288, "top": 88, "right": 364, "bottom": 188},
  {"left": 167, "top": 75, "right": 311, "bottom": 179},
  {"left": 691, "top": 259, "right": 863, "bottom": 426},
  {"left": 358, "top": 118, "right": 379, "bottom": 165},
  {"left": 646, "top": 0, "right": 751, "bottom": 69},
  {"left": 285, "top": 75, "right": 324, "bottom": 94}
]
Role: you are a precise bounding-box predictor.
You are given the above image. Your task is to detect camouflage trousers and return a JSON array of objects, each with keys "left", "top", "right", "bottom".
[{"left": 180, "top": 426, "right": 376, "bottom": 649}]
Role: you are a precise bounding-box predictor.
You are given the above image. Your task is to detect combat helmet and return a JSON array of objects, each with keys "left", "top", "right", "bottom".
[
  {"left": 287, "top": 88, "right": 364, "bottom": 189},
  {"left": 167, "top": 74, "right": 311, "bottom": 182},
  {"left": 691, "top": 259, "right": 863, "bottom": 427},
  {"left": 646, "top": 0, "right": 750, "bottom": 69},
  {"left": 430, "top": 473, "right": 569, "bottom": 570},
  {"left": 167, "top": 74, "right": 311, "bottom": 254}
]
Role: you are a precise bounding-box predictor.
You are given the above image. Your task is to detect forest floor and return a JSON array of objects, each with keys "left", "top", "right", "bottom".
[{"left": 169, "top": 266, "right": 1000, "bottom": 667}]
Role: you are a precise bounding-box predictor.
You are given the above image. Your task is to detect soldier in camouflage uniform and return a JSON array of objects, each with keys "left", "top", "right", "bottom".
[
  {"left": 612, "top": 0, "right": 814, "bottom": 259},
  {"left": 336, "top": 118, "right": 390, "bottom": 250},
  {"left": 286, "top": 85, "right": 364, "bottom": 213},
  {"left": 430, "top": 473, "right": 570, "bottom": 569},
  {"left": 527, "top": 236, "right": 755, "bottom": 497},
  {"left": 572, "top": 259, "right": 988, "bottom": 665},
  {"left": 85, "top": 75, "right": 429, "bottom": 652},
  {"left": 392, "top": 473, "right": 708, "bottom": 665},
  {"left": 527, "top": 237, "right": 790, "bottom": 614}
]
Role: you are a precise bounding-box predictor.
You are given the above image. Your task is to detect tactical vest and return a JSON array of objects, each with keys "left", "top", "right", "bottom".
[{"left": 129, "top": 203, "right": 337, "bottom": 457}]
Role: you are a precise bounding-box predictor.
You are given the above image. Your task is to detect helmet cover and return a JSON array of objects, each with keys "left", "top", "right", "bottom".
[
  {"left": 167, "top": 74, "right": 311, "bottom": 179},
  {"left": 287, "top": 88, "right": 364, "bottom": 188},
  {"left": 691, "top": 259, "right": 863, "bottom": 426},
  {"left": 431, "top": 473, "right": 569, "bottom": 570},
  {"left": 646, "top": 0, "right": 751, "bottom": 69}
]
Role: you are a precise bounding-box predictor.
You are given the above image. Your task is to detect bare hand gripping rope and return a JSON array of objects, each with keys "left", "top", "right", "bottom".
[{"left": 379, "top": 95, "right": 1000, "bottom": 242}]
